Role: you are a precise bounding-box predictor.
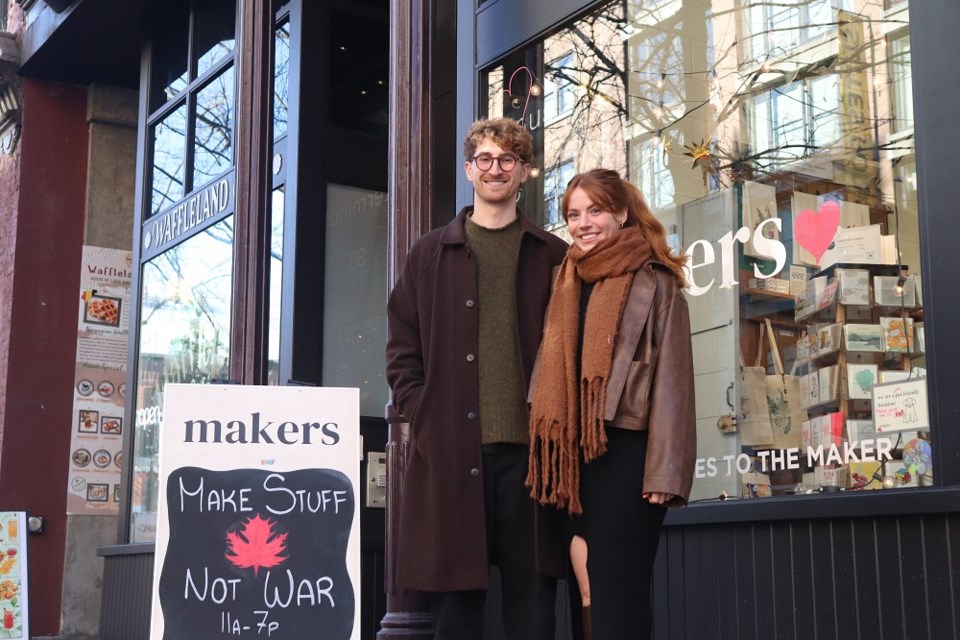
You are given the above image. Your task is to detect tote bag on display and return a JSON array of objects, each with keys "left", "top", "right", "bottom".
[
  {"left": 763, "top": 318, "right": 805, "bottom": 450},
  {"left": 739, "top": 324, "right": 775, "bottom": 447}
]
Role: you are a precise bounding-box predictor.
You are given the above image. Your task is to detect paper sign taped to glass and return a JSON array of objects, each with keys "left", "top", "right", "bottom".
[{"left": 872, "top": 378, "right": 929, "bottom": 433}]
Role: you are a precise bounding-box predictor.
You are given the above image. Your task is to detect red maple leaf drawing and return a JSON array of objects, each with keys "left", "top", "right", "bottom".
[{"left": 225, "top": 514, "right": 289, "bottom": 577}]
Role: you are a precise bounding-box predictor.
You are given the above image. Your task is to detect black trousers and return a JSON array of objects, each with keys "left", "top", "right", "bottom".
[
  {"left": 567, "top": 428, "right": 667, "bottom": 640},
  {"left": 430, "top": 444, "right": 557, "bottom": 640}
]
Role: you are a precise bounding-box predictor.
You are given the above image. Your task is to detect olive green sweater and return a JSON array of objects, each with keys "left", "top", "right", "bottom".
[{"left": 465, "top": 215, "right": 529, "bottom": 445}]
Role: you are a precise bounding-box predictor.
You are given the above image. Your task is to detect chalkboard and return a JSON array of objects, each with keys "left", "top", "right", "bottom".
[{"left": 157, "top": 467, "right": 354, "bottom": 639}]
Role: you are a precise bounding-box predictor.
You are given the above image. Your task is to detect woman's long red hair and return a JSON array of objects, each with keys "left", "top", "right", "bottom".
[{"left": 562, "top": 168, "right": 687, "bottom": 287}]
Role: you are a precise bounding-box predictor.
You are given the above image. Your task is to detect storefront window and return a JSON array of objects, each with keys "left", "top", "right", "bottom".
[
  {"left": 146, "top": 0, "right": 237, "bottom": 219},
  {"left": 268, "top": 187, "right": 284, "bottom": 385},
  {"left": 194, "top": 0, "right": 237, "bottom": 78},
  {"left": 193, "top": 66, "right": 236, "bottom": 188},
  {"left": 322, "top": 184, "right": 389, "bottom": 417},
  {"left": 149, "top": 105, "right": 187, "bottom": 216},
  {"left": 274, "top": 19, "right": 291, "bottom": 140},
  {"left": 131, "top": 219, "right": 234, "bottom": 541},
  {"left": 131, "top": 0, "right": 238, "bottom": 541},
  {"left": 329, "top": 8, "right": 389, "bottom": 135},
  {"left": 267, "top": 13, "right": 291, "bottom": 386},
  {"left": 485, "top": 0, "right": 928, "bottom": 502},
  {"left": 149, "top": 0, "right": 189, "bottom": 112}
]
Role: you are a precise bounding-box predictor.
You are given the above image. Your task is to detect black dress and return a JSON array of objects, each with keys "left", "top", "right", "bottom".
[{"left": 568, "top": 283, "right": 667, "bottom": 639}]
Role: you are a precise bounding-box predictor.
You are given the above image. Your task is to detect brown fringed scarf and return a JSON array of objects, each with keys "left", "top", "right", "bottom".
[{"left": 526, "top": 227, "right": 651, "bottom": 515}]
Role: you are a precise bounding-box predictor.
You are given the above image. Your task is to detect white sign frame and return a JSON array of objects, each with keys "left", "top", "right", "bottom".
[{"left": 149, "top": 384, "right": 361, "bottom": 640}]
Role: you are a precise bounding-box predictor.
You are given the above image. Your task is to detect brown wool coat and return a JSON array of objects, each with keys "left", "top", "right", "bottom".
[{"left": 386, "top": 207, "right": 569, "bottom": 592}]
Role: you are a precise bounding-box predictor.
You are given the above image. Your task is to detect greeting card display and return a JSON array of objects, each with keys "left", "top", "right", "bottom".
[
  {"left": 874, "top": 275, "right": 917, "bottom": 308},
  {"left": 846, "top": 363, "right": 878, "bottom": 400},
  {"left": 844, "top": 324, "right": 883, "bottom": 352},
  {"left": 880, "top": 317, "right": 914, "bottom": 352},
  {"left": 836, "top": 268, "right": 870, "bottom": 306}
]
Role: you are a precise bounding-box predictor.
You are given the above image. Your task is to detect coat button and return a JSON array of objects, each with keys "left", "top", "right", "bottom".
[
  {"left": 466, "top": 353, "right": 476, "bottom": 362},
  {"left": 470, "top": 468, "right": 480, "bottom": 477},
  {"left": 467, "top": 411, "right": 477, "bottom": 420},
  {"left": 466, "top": 299, "right": 475, "bottom": 308}
]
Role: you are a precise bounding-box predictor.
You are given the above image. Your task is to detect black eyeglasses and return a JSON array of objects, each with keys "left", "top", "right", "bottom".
[{"left": 472, "top": 153, "right": 521, "bottom": 172}]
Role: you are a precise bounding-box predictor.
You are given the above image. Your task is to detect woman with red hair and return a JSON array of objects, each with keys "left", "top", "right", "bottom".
[{"left": 527, "top": 168, "right": 697, "bottom": 639}]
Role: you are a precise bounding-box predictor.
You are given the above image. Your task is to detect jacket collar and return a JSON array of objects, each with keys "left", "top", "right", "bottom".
[{"left": 440, "top": 206, "right": 555, "bottom": 246}]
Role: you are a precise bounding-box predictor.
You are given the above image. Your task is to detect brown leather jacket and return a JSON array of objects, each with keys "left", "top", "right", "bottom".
[
  {"left": 530, "top": 260, "right": 697, "bottom": 506},
  {"left": 604, "top": 261, "right": 697, "bottom": 506}
]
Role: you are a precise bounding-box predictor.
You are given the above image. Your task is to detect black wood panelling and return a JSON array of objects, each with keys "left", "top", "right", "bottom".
[
  {"left": 99, "top": 549, "right": 153, "bottom": 640},
  {"left": 102, "top": 516, "right": 958, "bottom": 639},
  {"left": 651, "top": 514, "right": 960, "bottom": 640}
]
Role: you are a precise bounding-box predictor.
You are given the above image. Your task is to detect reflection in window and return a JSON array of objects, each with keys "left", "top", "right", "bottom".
[
  {"left": 627, "top": 31, "right": 684, "bottom": 122},
  {"left": 130, "top": 218, "right": 234, "bottom": 541},
  {"left": 634, "top": 137, "right": 674, "bottom": 212},
  {"left": 890, "top": 34, "right": 913, "bottom": 134},
  {"left": 150, "top": 104, "right": 187, "bottom": 216},
  {"left": 193, "top": 67, "right": 235, "bottom": 188},
  {"left": 746, "top": 0, "right": 852, "bottom": 61},
  {"left": 274, "top": 20, "right": 291, "bottom": 140},
  {"left": 322, "top": 185, "right": 389, "bottom": 417},
  {"left": 751, "top": 76, "right": 841, "bottom": 170},
  {"left": 484, "top": 0, "right": 927, "bottom": 501},
  {"left": 809, "top": 76, "right": 840, "bottom": 148},
  {"left": 268, "top": 188, "right": 284, "bottom": 385},
  {"left": 544, "top": 160, "right": 575, "bottom": 226},
  {"left": 544, "top": 53, "right": 575, "bottom": 121},
  {"left": 194, "top": 0, "right": 237, "bottom": 78}
]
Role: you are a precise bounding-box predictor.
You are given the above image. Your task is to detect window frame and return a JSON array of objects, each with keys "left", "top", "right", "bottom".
[{"left": 121, "top": 0, "right": 244, "bottom": 544}]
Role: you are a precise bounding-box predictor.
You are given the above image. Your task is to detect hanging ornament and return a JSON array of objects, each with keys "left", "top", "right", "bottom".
[{"left": 683, "top": 139, "right": 713, "bottom": 169}]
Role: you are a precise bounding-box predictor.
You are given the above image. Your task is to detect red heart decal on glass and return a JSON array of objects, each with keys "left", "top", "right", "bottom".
[{"left": 795, "top": 200, "right": 841, "bottom": 261}]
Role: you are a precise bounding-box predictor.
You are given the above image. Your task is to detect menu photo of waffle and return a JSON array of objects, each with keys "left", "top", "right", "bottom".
[
  {"left": 77, "top": 410, "right": 99, "bottom": 434},
  {"left": 83, "top": 293, "right": 122, "bottom": 327}
]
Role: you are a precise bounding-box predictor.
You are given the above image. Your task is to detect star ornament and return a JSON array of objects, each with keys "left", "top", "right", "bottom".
[{"left": 683, "top": 139, "right": 713, "bottom": 169}]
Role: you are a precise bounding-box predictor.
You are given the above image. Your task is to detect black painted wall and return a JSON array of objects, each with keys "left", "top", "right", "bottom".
[{"left": 652, "top": 513, "right": 959, "bottom": 640}]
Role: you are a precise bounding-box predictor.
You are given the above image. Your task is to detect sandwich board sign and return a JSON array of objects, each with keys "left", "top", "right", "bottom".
[{"left": 149, "top": 384, "right": 360, "bottom": 639}]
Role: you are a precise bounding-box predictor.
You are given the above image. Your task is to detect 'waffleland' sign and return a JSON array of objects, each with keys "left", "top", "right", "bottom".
[{"left": 149, "top": 384, "right": 361, "bottom": 640}]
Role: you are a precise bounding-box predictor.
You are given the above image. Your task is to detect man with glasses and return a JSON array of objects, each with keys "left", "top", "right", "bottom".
[{"left": 387, "top": 118, "right": 568, "bottom": 639}]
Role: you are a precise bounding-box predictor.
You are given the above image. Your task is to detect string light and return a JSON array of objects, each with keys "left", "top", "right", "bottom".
[{"left": 894, "top": 275, "right": 907, "bottom": 296}]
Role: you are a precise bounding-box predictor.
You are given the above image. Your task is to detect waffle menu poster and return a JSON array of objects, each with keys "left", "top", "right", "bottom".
[
  {"left": 66, "top": 246, "right": 132, "bottom": 515},
  {"left": 149, "top": 385, "right": 361, "bottom": 640}
]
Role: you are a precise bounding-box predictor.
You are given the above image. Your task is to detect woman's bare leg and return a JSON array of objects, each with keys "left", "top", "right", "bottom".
[{"left": 570, "top": 534, "right": 591, "bottom": 639}]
